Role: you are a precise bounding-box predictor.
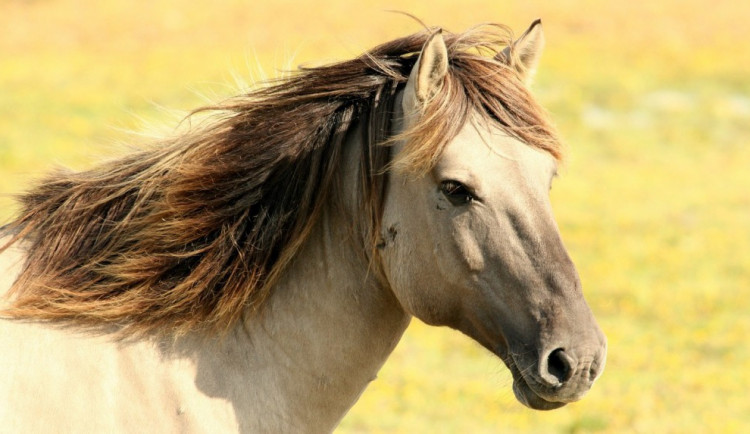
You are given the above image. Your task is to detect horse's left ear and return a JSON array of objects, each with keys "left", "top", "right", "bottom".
[
  {"left": 403, "top": 30, "right": 449, "bottom": 112},
  {"left": 497, "top": 19, "right": 545, "bottom": 84}
]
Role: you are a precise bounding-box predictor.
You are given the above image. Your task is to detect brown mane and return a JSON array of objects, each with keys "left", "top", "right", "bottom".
[{"left": 0, "top": 24, "right": 562, "bottom": 336}]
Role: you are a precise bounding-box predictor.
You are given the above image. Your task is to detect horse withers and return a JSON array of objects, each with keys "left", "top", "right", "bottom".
[{"left": 0, "top": 20, "right": 606, "bottom": 432}]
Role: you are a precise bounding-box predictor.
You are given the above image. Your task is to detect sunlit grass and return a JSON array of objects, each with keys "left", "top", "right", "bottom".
[{"left": 2, "top": 0, "right": 749, "bottom": 432}]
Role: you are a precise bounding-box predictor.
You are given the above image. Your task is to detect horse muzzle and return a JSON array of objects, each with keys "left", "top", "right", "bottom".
[{"left": 503, "top": 341, "right": 607, "bottom": 410}]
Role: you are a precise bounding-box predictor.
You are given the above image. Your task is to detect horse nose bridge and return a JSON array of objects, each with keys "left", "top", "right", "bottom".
[
  {"left": 541, "top": 301, "right": 605, "bottom": 353},
  {"left": 509, "top": 207, "right": 581, "bottom": 296}
]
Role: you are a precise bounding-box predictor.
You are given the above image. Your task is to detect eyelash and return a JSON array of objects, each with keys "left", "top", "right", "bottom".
[{"left": 439, "top": 180, "right": 475, "bottom": 206}]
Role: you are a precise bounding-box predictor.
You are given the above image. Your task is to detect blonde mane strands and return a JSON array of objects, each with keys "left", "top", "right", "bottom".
[{"left": 0, "top": 24, "right": 563, "bottom": 336}]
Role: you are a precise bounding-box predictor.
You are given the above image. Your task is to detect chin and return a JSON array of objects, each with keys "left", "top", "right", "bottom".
[{"left": 512, "top": 379, "right": 568, "bottom": 411}]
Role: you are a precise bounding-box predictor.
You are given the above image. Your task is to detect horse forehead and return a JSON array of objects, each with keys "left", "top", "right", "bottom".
[{"left": 439, "top": 121, "right": 556, "bottom": 178}]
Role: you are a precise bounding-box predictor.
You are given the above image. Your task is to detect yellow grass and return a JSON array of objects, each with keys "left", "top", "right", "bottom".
[{"left": 2, "top": 1, "right": 749, "bottom": 432}]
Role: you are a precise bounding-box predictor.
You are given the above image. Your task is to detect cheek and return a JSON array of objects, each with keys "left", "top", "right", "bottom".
[
  {"left": 381, "top": 236, "right": 456, "bottom": 324},
  {"left": 380, "top": 194, "right": 466, "bottom": 324}
]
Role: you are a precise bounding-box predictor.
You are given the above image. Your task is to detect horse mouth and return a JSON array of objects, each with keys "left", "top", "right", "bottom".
[
  {"left": 511, "top": 375, "right": 567, "bottom": 410},
  {"left": 498, "top": 349, "right": 568, "bottom": 411}
]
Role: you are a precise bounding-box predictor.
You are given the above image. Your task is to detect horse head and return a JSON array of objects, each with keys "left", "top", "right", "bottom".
[{"left": 380, "top": 21, "right": 607, "bottom": 410}]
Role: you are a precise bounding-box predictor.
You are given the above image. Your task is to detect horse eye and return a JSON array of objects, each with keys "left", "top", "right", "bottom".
[{"left": 439, "top": 180, "right": 474, "bottom": 206}]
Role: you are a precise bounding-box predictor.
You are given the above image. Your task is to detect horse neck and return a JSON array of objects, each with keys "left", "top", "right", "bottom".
[{"left": 182, "top": 129, "right": 410, "bottom": 432}]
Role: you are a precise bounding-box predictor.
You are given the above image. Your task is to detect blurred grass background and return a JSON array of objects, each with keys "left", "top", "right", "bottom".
[{"left": 2, "top": 0, "right": 749, "bottom": 432}]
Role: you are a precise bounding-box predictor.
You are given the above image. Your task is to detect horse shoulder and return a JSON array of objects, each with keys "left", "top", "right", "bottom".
[{"left": 0, "top": 245, "right": 242, "bottom": 432}]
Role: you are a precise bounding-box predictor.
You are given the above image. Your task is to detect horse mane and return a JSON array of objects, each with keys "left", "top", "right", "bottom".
[{"left": 0, "top": 24, "right": 562, "bottom": 336}]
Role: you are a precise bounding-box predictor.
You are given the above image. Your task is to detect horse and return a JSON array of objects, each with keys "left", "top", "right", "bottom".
[{"left": 0, "top": 20, "right": 606, "bottom": 432}]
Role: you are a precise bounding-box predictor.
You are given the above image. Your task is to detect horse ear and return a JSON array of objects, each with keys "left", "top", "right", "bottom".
[
  {"left": 497, "top": 19, "right": 545, "bottom": 84},
  {"left": 403, "top": 30, "right": 449, "bottom": 111}
]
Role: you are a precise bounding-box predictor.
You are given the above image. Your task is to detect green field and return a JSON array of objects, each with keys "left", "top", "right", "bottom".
[{"left": 2, "top": 1, "right": 749, "bottom": 432}]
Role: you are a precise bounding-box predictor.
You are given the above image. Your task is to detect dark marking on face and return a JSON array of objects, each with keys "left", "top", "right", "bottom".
[
  {"left": 387, "top": 225, "right": 398, "bottom": 242},
  {"left": 377, "top": 224, "right": 399, "bottom": 250}
]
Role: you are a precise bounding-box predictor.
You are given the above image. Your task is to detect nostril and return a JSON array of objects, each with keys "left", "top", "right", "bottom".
[{"left": 547, "top": 348, "right": 574, "bottom": 383}]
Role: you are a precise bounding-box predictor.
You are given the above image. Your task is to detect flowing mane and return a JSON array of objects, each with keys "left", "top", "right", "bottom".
[{"left": 0, "top": 24, "right": 562, "bottom": 336}]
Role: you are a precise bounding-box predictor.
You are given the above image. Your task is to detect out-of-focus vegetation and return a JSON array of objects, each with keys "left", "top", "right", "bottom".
[{"left": 2, "top": 0, "right": 748, "bottom": 432}]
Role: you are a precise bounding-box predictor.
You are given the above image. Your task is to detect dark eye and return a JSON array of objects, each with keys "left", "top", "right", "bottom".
[{"left": 439, "top": 180, "right": 475, "bottom": 206}]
